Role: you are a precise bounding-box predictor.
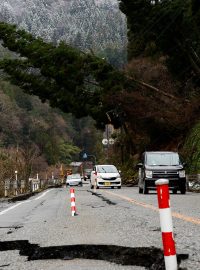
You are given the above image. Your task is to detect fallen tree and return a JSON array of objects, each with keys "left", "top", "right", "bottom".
[{"left": 0, "top": 21, "right": 200, "bottom": 152}]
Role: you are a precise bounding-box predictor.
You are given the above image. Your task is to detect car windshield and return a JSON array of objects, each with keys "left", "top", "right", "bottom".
[
  {"left": 70, "top": 174, "right": 81, "bottom": 179},
  {"left": 146, "top": 153, "right": 180, "bottom": 166},
  {"left": 97, "top": 165, "right": 118, "bottom": 173}
]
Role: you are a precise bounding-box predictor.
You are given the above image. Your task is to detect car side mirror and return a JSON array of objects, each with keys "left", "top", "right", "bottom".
[{"left": 182, "top": 162, "right": 187, "bottom": 167}]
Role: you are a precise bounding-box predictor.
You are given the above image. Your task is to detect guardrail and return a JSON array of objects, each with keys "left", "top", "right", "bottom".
[
  {"left": 2, "top": 179, "right": 27, "bottom": 197},
  {"left": 187, "top": 174, "right": 200, "bottom": 192},
  {"left": 0, "top": 178, "right": 63, "bottom": 198}
]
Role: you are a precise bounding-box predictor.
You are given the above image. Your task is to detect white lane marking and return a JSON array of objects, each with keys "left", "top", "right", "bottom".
[
  {"left": 0, "top": 189, "right": 53, "bottom": 216},
  {"left": 0, "top": 202, "right": 24, "bottom": 216},
  {"left": 32, "top": 189, "right": 52, "bottom": 201}
]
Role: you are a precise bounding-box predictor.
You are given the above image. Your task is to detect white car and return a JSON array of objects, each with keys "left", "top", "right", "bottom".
[
  {"left": 66, "top": 174, "right": 82, "bottom": 186},
  {"left": 90, "top": 165, "right": 121, "bottom": 189}
]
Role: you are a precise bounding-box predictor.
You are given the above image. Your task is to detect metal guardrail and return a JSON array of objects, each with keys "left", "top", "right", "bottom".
[
  {"left": 0, "top": 178, "right": 63, "bottom": 197},
  {"left": 1, "top": 179, "right": 27, "bottom": 197},
  {"left": 187, "top": 174, "right": 200, "bottom": 192}
]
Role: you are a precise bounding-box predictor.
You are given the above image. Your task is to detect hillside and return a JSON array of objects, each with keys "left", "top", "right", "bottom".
[
  {"left": 0, "top": 79, "right": 81, "bottom": 163},
  {"left": 0, "top": 0, "right": 126, "bottom": 168},
  {"left": 0, "top": 0, "right": 127, "bottom": 59}
]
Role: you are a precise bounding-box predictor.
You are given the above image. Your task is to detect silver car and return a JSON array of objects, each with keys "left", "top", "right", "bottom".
[{"left": 66, "top": 174, "right": 82, "bottom": 186}]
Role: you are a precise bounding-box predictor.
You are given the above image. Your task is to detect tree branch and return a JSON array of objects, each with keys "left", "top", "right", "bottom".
[{"left": 127, "top": 75, "right": 179, "bottom": 100}]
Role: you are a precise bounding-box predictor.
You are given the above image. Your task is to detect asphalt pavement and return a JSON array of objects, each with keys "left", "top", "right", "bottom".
[{"left": 0, "top": 183, "right": 200, "bottom": 269}]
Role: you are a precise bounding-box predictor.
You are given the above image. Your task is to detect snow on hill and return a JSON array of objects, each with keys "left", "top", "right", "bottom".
[{"left": 0, "top": 0, "right": 127, "bottom": 54}]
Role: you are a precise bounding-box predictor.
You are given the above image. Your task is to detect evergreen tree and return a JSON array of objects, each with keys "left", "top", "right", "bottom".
[
  {"left": 119, "top": 0, "right": 200, "bottom": 83},
  {"left": 1, "top": 19, "right": 200, "bottom": 151},
  {"left": 0, "top": 22, "right": 130, "bottom": 129}
]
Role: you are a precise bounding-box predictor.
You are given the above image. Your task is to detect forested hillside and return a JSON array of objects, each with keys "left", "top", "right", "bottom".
[
  {"left": 0, "top": 78, "right": 80, "bottom": 163},
  {"left": 0, "top": 0, "right": 125, "bottom": 179},
  {"left": 0, "top": 0, "right": 127, "bottom": 67},
  {"left": 1, "top": 0, "right": 200, "bottom": 176},
  {"left": 118, "top": 0, "right": 200, "bottom": 168}
]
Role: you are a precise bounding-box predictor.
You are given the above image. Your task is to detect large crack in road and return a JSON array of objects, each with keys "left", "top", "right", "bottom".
[
  {"left": 87, "top": 190, "right": 117, "bottom": 205},
  {"left": 0, "top": 240, "right": 188, "bottom": 269}
]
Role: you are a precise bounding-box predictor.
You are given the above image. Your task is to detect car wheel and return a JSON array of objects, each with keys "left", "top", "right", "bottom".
[
  {"left": 143, "top": 182, "right": 149, "bottom": 194},
  {"left": 118, "top": 186, "right": 121, "bottom": 189},
  {"left": 173, "top": 189, "right": 177, "bottom": 194},
  {"left": 180, "top": 187, "right": 186, "bottom": 194},
  {"left": 139, "top": 187, "right": 143, "bottom": 194},
  {"left": 111, "top": 186, "right": 114, "bottom": 189}
]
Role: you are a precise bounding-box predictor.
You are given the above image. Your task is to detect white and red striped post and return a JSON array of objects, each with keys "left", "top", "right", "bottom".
[
  {"left": 94, "top": 172, "right": 97, "bottom": 192},
  {"left": 70, "top": 188, "right": 76, "bottom": 216},
  {"left": 155, "top": 179, "right": 177, "bottom": 270}
]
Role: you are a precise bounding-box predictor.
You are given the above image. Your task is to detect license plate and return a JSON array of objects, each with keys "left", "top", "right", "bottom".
[{"left": 104, "top": 182, "right": 111, "bottom": 186}]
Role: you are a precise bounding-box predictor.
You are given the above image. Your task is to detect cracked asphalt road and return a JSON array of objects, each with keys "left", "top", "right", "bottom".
[{"left": 0, "top": 183, "right": 199, "bottom": 269}]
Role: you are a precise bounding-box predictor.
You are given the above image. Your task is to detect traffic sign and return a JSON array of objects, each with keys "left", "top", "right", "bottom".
[
  {"left": 102, "top": 138, "right": 108, "bottom": 145},
  {"left": 109, "top": 138, "right": 115, "bottom": 145},
  {"left": 83, "top": 153, "right": 87, "bottom": 159}
]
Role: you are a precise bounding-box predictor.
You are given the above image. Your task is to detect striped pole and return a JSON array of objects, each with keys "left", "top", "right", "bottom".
[
  {"left": 155, "top": 179, "right": 177, "bottom": 270},
  {"left": 94, "top": 178, "right": 97, "bottom": 192},
  {"left": 70, "top": 188, "right": 76, "bottom": 216}
]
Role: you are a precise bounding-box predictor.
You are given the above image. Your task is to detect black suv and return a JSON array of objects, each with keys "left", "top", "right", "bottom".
[{"left": 137, "top": 151, "right": 186, "bottom": 194}]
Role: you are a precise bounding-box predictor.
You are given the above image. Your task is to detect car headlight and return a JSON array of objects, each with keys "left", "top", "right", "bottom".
[
  {"left": 179, "top": 170, "right": 185, "bottom": 178},
  {"left": 145, "top": 170, "right": 152, "bottom": 178}
]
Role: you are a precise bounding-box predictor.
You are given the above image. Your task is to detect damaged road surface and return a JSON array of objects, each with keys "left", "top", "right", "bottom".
[
  {"left": 0, "top": 240, "right": 188, "bottom": 269},
  {"left": 0, "top": 185, "right": 198, "bottom": 269}
]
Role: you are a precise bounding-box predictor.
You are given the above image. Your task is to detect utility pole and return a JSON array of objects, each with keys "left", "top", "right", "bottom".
[
  {"left": 104, "top": 124, "right": 115, "bottom": 162},
  {"left": 106, "top": 124, "right": 109, "bottom": 161},
  {"left": 15, "top": 170, "right": 18, "bottom": 195}
]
